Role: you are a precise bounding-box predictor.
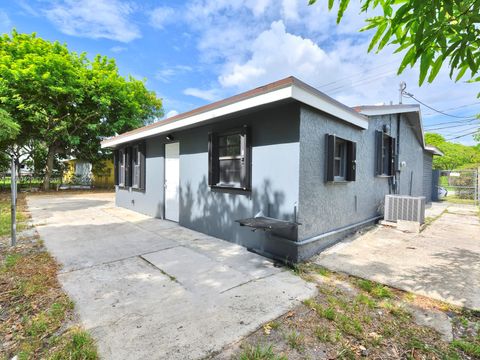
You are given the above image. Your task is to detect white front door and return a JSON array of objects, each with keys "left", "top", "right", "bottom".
[{"left": 165, "top": 142, "right": 180, "bottom": 222}]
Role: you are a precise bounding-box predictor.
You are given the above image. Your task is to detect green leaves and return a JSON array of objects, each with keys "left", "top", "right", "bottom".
[
  {"left": 312, "top": 0, "right": 480, "bottom": 97},
  {"left": 0, "top": 31, "right": 163, "bottom": 182},
  {"left": 0, "top": 109, "right": 20, "bottom": 143}
]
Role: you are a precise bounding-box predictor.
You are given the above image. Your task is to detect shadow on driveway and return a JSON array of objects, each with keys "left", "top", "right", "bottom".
[{"left": 26, "top": 193, "right": 315, "bottom": 360}]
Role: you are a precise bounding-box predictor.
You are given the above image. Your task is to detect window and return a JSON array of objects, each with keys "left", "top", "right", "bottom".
[
  {"left": 118, "top": 149, "right": 126, "bottom": 186},
  {"left": 325, "top": 134, "right": 356, "bottom": 182},
  {"left": 132, "top": 145, "right": 140, "bottom": 188},
  {"left": 114, "top": 143, "right": 146, "bottom": 189},
  {"left": 375, "top": 130, "right": 396, "bottom": 176},
  {"left": 208, "top": 127, "right": 251, "bottom": 190},
  {"left": 131, "top": 143, "right": 146, "bottom": 190},
  {"left": 333, "top": 138, "right": 347, "bottom": 180}
]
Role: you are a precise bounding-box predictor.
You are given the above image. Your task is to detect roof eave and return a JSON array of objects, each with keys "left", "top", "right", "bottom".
[{"left": 101, "top": 79, "right": 368, "bottom": 149}]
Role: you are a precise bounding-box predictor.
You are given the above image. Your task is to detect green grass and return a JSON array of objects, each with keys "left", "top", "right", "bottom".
[
  {"left": 49, "top": 329, "right": 98, "bottom": 360},
  {"left": 238, "top": 344, "right": 287, "bottom": 360},
  {"left": 0, "top": 196, "right": 27, "bottom": 237},
  {"left": 285, "top": 330, "right": 304, "bottom": 351},
  {"left": 1, "top": 243, "right": 98, "bottom": 359},
  {"left": 357, "top": 279, "right": 393, "bottom": 299},
  {"left": 451, "top": 339, "right": 480, "bottom": 357},
  {"left": 4, "top": 253, "right": 21, "bottom": 268}
]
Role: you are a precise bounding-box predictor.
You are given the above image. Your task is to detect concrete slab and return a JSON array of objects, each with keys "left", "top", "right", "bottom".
[
  {"left": 27, "top": 193, "right": 315, "bottom": 359},
  {"left": 142, "top": 246, "right": 252, "bottom": 294},
  {"left": 315, "top": 203, "right": 480, "bottom": 310}
]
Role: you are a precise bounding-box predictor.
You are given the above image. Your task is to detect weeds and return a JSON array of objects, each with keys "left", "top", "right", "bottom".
[
  {"left": 451, "top": 339, "right": 480, "bottom": 357},
  {"left": 238, "top": 344, "right": 286, "bottom": 360},
  {"left": 49, "top": 329, "right": 98, "bottom": 360},
  {"left": 0, "top": 196, "right": 98, "bottom": 359},
  {"left": 285, "top": 330, "right": 304, "bottom": 351}
]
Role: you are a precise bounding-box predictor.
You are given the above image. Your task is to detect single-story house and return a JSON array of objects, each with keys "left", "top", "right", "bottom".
[
  {"left": 101, "top": 77, "right": 434, "bottom": 262},
  {"left": 62, "top": 158, "right": 115, "bottom": 188}
]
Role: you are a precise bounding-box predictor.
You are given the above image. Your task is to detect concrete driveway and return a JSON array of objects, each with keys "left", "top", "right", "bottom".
[
  {"left": 315, "top": 203, "right": 480, "bottom": 310},
  {"left": 27, "top": 193, "right": 315, "bottom": 359}
]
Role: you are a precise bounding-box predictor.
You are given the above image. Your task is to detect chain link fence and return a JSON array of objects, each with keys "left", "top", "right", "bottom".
[
  {"left": 437, "top": 169, "right": 479, "bottom": 206},
  {"left": 0, "top": 174, "right": 62, "bottom": 192}
]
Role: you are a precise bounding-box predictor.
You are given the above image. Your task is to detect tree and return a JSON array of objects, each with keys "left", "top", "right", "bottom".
[
  {"left": 310, "top": 0, "right": 479, "bottom": 86},
  {"left": 0, "top": 31, "right": 163, "bottom": 190},
  {"left": 425, "top": 133, "right": 480, "bottom": 169},
  {"left": 0, "top": 109, "right": 19, "bottom": 143}
]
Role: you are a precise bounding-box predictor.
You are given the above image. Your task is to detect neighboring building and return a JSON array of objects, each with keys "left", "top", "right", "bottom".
[
  {"left": 101, "top": 77, "right": 433, "bottom": 262},
  {"left": 62, "top": 158, "right": 115, "bottom": 188}
]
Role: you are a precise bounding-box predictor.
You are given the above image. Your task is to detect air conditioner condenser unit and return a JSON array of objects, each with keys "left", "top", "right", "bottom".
[{"left": 384, "top": 195, "right": 425, "bottom": 224}]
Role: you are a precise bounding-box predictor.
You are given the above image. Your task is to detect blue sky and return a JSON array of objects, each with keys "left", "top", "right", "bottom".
[{"left": 1, "top": 0, "right": 479, "bottom": 145}]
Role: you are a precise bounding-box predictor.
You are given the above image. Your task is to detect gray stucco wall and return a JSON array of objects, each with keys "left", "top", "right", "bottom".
[
  {"left": 115, "top": 102, "right": 426, "bottom": 262},
  {"left": 178, "top": 103, "right": 301, "bottom": 258},
  {"left": 423, "top": 152, "right": 433, "bottom": 203},
  {"left": 116, "top": 139, "right": 165, "bottom": 218},
  {"left": 297, "top": 106, "right": 424, "bottom": 248},
  {"left": 116, "top": 103, "right": 302, "bottom": 260}
]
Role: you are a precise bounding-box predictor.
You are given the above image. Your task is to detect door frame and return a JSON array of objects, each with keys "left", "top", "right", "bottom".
[{"left": 164, "top": 142, "right": 180, "bottom": 222}]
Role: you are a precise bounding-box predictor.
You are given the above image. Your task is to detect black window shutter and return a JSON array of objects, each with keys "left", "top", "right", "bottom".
[
  {"left": 346, "top": 141, "right": 357, "bottom": 181},
  {"left": 113, "top": 150, "right": 119, "bottom": 185},
  {"left": 325, "top": 134, "right": 335, "bottom": 182},
  {"left": 375, "top": 130, "right": 383, "bottom": 175},
  {"left": 389, "top": 137, "right": 396, "bottom": 176},
  {"left": 240, "top": 126, "right": 251, "bottom": 190},
  {"left": 208, "top": 133, "right": 219, "bottom": 186},
  {"left": 139, "top": 142, "right": 146, "bottom": 190},
  {"left": 125, "top": 146, "right": 132, "bottom": 187}
]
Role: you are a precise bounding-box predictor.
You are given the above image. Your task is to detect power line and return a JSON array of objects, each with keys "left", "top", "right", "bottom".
[
  {"left": 423, "top": 102, "right": 480, "bottom": 116},
  {"left": 446, "top": 130, "right": 479, "bottom": 140},
  {"left": 439, "top": 125, "right": 480, "bottom": 136},
  {"left": 327, "top": 70, "right": 397, "bottom": 94},
  {"left": 425, "top": 121, "right": 480, "bottom": 131},
  {"left": 403, "top": 92, "right": 478, "bottom": 119},
  {"left": 424, "top": 118, "right": 479, "bottom": 128},
  {"left": 425, "top": 118, "right": 479, "bottom": 129},
  {"left": 318, "top": 59, "right": 399, "bottom": 89}
]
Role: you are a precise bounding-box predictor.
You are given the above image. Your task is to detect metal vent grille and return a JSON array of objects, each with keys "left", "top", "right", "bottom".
[{"left": 384, "top": 195, "right": 425, "bottom": 224}]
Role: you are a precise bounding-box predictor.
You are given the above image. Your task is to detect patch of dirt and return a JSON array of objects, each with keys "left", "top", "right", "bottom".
[
  {"left": 214, "top": 264, "right": 480, "bottom": 360},
  {"left": 0, "top": 193, "right": 98, "bottom": 359}
]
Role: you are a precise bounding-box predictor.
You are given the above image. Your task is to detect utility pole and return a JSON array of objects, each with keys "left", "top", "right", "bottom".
[
  {"left": 10, "top": 155, "right": 17, "bottom": 246},
  {"left": 399, "top": 81, "right": 406, "bottom": 104}
]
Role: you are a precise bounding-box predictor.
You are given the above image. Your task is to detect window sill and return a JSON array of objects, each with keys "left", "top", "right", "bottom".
[
  {"left": 327, "top": 180, "right": 351, "bottom": 184},
  {"left": 376, "top": 175, "right": 393, "bottom": 178},
  {"left": 210, "top": 185, "right": 251, "bottom": 193},
  {"left": 132, "top": 187, "right": 145, "bottom": 193}
]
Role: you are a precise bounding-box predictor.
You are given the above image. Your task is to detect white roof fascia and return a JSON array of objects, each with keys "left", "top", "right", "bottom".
[
  {"left": 357, "top": 104, "right": 420, "bottom": 117},
  {"left": 101, "top": 86, "right": 293, "bottom": 148},
  {"left": 292, "top": 86, "right": 368, "bottom": 129},
  {"left": 425, "top": 145, "right": 444, "bottom": 156},
  {"left": 102, "top": 83, "right": 368, "bottom": 148}
]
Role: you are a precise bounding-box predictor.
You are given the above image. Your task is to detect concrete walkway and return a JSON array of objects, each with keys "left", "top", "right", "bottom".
[
  {"left": 27, "top": 193, "right": 315, "bottom": 360},
  {"left": 315, "top": 203, "right": 480, "bottom": 310}
]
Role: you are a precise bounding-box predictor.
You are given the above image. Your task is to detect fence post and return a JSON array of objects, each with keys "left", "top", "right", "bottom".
[{"left": 10, "top": 157, "right": 17, "bottom": 247}]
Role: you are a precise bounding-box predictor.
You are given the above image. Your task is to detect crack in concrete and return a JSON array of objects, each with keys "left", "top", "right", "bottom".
[
  {"left": 219, "top": 271, "right": 282, "bottom": 294},
  {"left": 139, "top": 255, "right": 182, "bottom": 285},
  {"left": 58, "top": 244, "right": 182, "bottom": 274}
]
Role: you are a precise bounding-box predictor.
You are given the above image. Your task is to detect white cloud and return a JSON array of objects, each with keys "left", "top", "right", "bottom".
[
  {"left": 183, "top": 87, "right": 220, "bottom": 101},
  {"left": 149, "top": 6, "right": 175, "bottom": 29},
  {"left": 159, "top": 0, "right": 478, "bottom": 144},
  {"left": 219, "top": 21, "right": 341, "bottom": 89},
  {"left": 44, "top": 0, "right": 140, "bottom": 42},
  {"left": 166, "top": 110, "right": 179, "bottom": 118},
  {"left": 0, "top": 10, "right": 12, "bottom": 33},
  {"left": 155, "top": 65, "right": 193, "bottom": 83},
  {"left": 110, "top": 45, "right": 127, "bottom": 53}
]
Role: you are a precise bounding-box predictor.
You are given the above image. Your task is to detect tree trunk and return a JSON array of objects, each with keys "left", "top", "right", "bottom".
[{"left": 43, "top": 147, "right": 55, "bottom": 191}]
